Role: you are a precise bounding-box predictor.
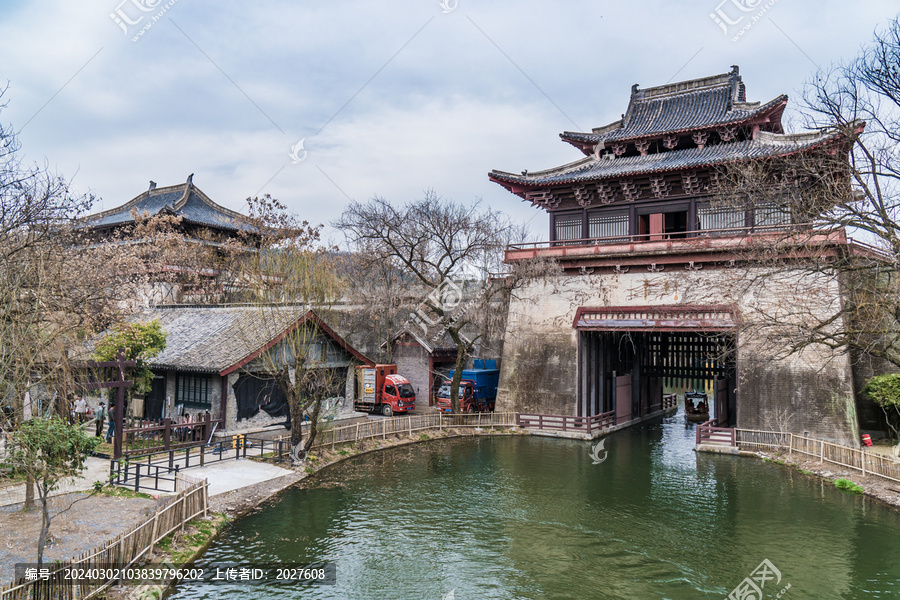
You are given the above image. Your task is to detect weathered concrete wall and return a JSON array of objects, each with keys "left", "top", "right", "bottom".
[
  {"left": 393, "top": 343, "right": 431, "bottom": 401},
  {"left": 497, "top": 267, "right": 860, "bottom": 445}
]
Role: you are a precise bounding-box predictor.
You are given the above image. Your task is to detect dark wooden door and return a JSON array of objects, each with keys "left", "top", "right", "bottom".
[
  {"left": 144, "top": 375, "right": 165, "bottom": 420},
  {"left": 615, "top": 373, "right": 632, "bottom": 423},
  {"left": 715, "top": 377, "right": 729, "bottom": 425}
]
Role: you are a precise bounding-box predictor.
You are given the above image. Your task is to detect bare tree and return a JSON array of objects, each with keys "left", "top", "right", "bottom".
[
  {"left": 0, "top": 89, "right": 144, "bottom": 430},
  {"left": 236, "top": 197, "right": 346, "bottom": 457},
  {"left": 703, "top": 17, "right": 900, "bottom": 377},
  {"left": 335, "top": 191, "right": 539, "bottom": 412}
]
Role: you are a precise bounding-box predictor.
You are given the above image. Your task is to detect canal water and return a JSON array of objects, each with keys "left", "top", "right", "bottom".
[{"left": 169, "top": 413, "right": 900, "bottom": 599}]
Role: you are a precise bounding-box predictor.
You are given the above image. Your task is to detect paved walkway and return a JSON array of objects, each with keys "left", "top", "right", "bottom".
[
  {"left": 0, "top": 457, "right": 112, "bottom": 508},
  {"left": 0, "top": 454, "right": 295, "bottom": 507},
  {"left": 183, "top": 460, "right": 293, "bottom": 496}
]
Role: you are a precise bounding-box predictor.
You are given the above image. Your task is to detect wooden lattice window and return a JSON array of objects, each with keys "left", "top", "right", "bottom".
[
  {"left": 588, "top": 211, "right": 629, "bottom": 240},
  {"left": 176, "top": 374, "right": 212, "bottom": 409},
  {"left": 554, "top": 213, "right": 582, "bottom": 241}
]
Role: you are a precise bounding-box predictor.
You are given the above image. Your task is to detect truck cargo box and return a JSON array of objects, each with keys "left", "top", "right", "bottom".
[{"left": 448, "top": 366, "right": 500, "bottom": 402}]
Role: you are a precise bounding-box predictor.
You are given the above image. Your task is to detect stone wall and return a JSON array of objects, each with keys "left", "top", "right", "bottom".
[{"left": 497, "top": 267, "right": 861, "bottom": 445}]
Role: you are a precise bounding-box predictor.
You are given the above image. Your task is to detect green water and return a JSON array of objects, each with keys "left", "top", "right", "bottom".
[{"left": 169, "top": 415, "right": 900, "bottom": 599}]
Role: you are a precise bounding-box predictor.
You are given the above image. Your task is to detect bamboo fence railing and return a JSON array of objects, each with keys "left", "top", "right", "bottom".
[
  {"left": 735, "top": 429, "right": 900, "bottom": 484},
  {"left": 0, "top": 473, "right": 208, "bottom": 600}
]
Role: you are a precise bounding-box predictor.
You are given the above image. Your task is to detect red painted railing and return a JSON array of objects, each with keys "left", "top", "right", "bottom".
[
  {"left": 503, "top": 224, "right": 861, "bottom": 262},
  {"left": 695, "top": 417, "right": 735, "bottom": 446},
  {"left": 517, "top": 411, "right": 616, "bottom": 434},
  {"left": 662, "top": 393, "right": 678, "bottom": 411}
]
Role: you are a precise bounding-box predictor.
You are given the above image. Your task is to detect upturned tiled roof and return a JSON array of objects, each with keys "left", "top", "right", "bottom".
[
  {"left": 82, "top": 176, "right": 256, "bottom": 233},
  {"left": 559, "top": 66, "right": 786, "bottom": 147},
  {"left": 125, "top": 306, "right": 371, "bottom": 375},
  {"left": 490, "top": 130, "right": 842, "bottom": 188}
]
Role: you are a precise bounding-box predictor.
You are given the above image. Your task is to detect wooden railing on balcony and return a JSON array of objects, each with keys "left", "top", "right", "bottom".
[
  {"left": 503, "top": 224, "right": 862, "bottom": 260},
  {"left": 517, "top": 411, "right": 615, "bottom": 434}
]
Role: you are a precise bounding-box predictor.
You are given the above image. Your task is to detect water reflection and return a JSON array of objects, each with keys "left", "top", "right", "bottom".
[{"left": 170, "top": 414, "right": 900, "bottom": 599}]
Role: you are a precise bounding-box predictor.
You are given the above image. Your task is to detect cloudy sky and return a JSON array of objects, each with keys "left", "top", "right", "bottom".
[{"left": 1, "top": 1, "right": 898, "bottom": 243}]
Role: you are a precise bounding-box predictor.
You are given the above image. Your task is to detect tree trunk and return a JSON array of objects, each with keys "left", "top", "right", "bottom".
[
  {"left": 287, "top": 390, "right": 304, "bottom": 448},
  {"left": 37, "top": 484, "right": 50, "bottom": 566},
  {"left": 24, "top": 473, "right": 34, "bottom": 510},
  {"left": 303, "top": 398, "right": 322, "bottom": 453}
]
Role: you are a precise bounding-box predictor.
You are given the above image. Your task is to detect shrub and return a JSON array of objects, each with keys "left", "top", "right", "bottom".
[
  {"left": 862, "top": 374, "right": 900, "bottom": 437},
  {"left": 834, "top": 478, "right": 864, "bottom": 494}
]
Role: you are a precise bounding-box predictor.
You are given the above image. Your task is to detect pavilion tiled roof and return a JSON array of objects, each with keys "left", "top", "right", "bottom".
[
  {"left": 490, "top": 130, "right": 843, "bottom": 188},
  {"left": 559, "top": 66, "right": 786, "bottom": 148},
  {"left": 124, "top": 306, "right": 372, "bottom": 375},
  {"left": 82, "top": 175, "right": 256, "bottom": 233}
]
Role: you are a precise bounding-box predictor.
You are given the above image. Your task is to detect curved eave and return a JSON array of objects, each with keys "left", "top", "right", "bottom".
[
  {"left": 489, "top": 128, "right": 848, "bottom": 196},
  {"left": 560, "top": 95, "right": 789, "bottom": 155}
]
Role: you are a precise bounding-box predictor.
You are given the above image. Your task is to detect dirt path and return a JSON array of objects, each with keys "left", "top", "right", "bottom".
[{"left": 0, "top": 493, "right": 156, "bottom": 582}]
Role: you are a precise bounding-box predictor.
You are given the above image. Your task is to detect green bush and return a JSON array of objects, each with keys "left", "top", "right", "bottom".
[
  {"left": 862, "top": 374, "right": 900, "bottom": 438},
  {"left": 834, "top": 478, "right": 864, "bottom": 494}
]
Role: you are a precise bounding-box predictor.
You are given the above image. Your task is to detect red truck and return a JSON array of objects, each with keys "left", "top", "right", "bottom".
[
  {"left": 354, "top": 364, "right": 416, "bottom": 417},
  {"left": 436, "top": 379, "right": 495, "bottom": 413}
]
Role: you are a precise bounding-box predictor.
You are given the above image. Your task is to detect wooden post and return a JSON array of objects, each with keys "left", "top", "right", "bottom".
[
  {"left": 202, "top": 482, "right": 208, "bottom": 518},
  {"left": 148, "top": 512, "right": 159, "bottom": 555},
  {"left": 163, "top": 419, "right": 171, "bottom": 451},
  {"left": 820, "top": 440, "right": 825, "bottom": 462},
  {"left": 114, "top": 364, "right": 125, "bottom": 461},
  {"left": 356, "top": 423, "right": 360, "bottom": 442}
]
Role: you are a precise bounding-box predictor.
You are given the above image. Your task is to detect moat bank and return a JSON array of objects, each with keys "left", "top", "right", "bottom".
[{"left": 169, "top": 413, "right": 900, "bottom": 599}]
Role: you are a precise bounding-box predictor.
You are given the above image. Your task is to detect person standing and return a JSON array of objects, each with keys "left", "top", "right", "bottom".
[
  {"left": 74, "top": 396, "right": 87, "bottom": 423},
  {"left": 106, "top": 403, "right": 116, "bottom": 444},
  {"left": 95, "top": 402, "right": 106, "bottom": 437}
]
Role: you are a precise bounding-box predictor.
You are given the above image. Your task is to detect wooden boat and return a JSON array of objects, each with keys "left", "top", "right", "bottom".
[{"left": 684, "top": 392, "right": 710, "bottom": 422}]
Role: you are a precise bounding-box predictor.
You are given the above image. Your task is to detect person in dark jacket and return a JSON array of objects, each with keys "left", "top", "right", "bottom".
[
  {"left": 106, "top": 404, "right": 116, "bottom": 443},
  {"left": 95, "top": 403, "right": 106, "bottom": 437}
]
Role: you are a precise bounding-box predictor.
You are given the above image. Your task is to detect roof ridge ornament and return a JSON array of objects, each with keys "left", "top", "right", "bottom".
[{"left": 149, "top": 180, "right": 157, "bottom": 193}]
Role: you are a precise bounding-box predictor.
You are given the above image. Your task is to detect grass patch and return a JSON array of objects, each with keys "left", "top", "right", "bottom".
[
  {"left": 834, "top": 478, "right": 865, "bottom": 494},
  {"left": 158, "top": 513, "right": 229, "bottom": 566},
  {"left": 799, "top": 469, "right": 813, "bottom": 476},
  {"left": 418, "top": 433, "right": 431, "bottom": 441},
  {"left": 156, "top": 533, "right": 174, "bottom": 552},
  {"left": 93, "top": 484, "right": 155, "bottom": 500}
]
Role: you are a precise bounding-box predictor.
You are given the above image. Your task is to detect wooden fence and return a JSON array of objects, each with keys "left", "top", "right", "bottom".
[
  {"left": 735, "top": 429, "right": 900, "bottom": 484},
  {"left": 122, "top": 415, "right": 220, "bottom": 456},
  {"left": 516, "top": 411, "right": 616, "bottom": 434},
  {"left": 662, "top": 393, "right": 678, "bottom": 412},
  {"left": 310, "top": 412, "right": 518, "bottom": 448},
  {"left": 0, "top": 474, "right": 208, "bottom": 600},
  {"left": 248, "top": 412, "right": 519, "bottom": 459}
]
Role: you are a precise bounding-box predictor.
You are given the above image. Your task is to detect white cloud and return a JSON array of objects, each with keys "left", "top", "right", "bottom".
[{"left": 1, "top": 0, "right": 899, "bottom": 246}]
